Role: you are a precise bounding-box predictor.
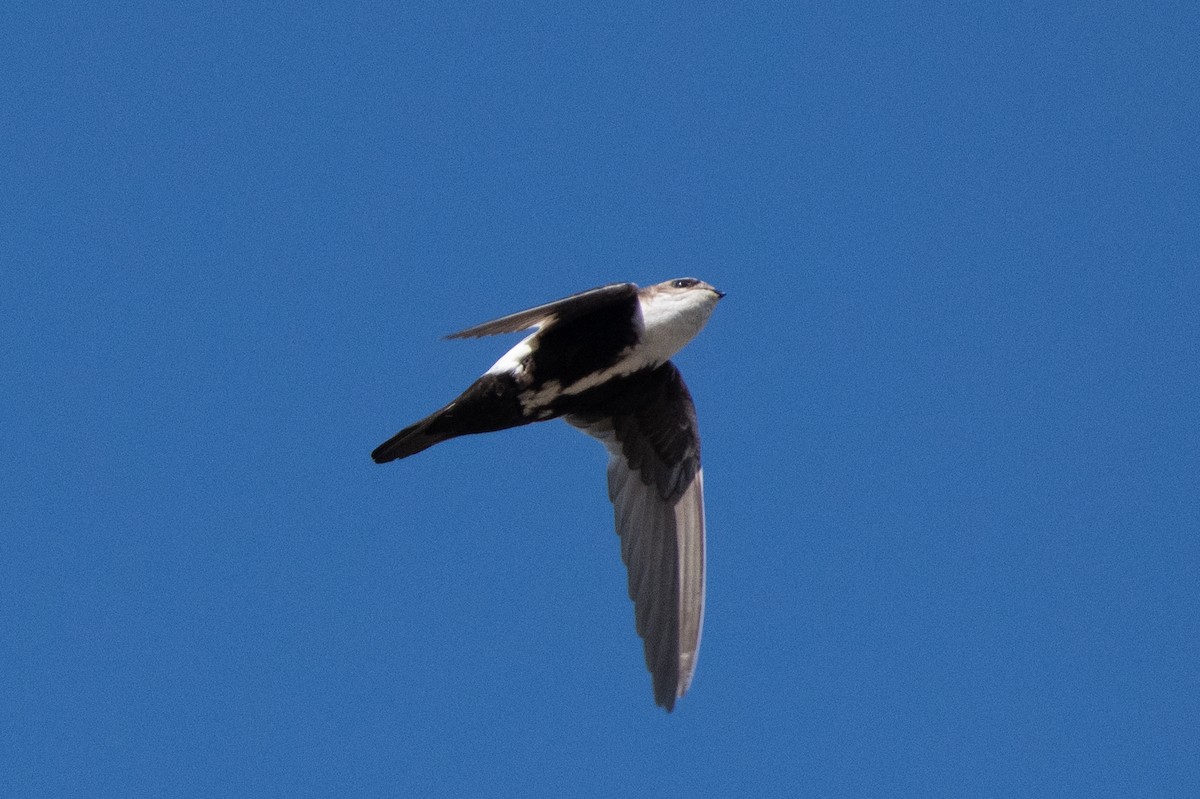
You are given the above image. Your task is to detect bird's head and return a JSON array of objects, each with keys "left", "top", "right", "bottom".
[{"left": 636, "top": 278, "right": 724, "bottom": 362}]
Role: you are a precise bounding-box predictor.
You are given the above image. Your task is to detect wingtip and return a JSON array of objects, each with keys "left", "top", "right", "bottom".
[{"left": 653, "top": 674, "right": 684, "bottom": 712}]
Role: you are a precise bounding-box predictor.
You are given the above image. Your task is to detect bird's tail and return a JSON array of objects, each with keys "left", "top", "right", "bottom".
[
  {"left": 371, "top": 412, "right": 457, "bottom": 463},
  {"left": 373, "top": 373, "right": 534, "bottom": 464}
]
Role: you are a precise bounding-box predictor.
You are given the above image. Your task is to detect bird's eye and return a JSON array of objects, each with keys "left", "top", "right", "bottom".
[{"left": 671, "top": 278, "right": 697, "bottom": 289}]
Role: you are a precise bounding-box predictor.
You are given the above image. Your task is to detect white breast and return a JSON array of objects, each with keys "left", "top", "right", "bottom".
[
  {"left": 560, "top": 288, "right": 718, "bottom": 395},
  {"left": 635, "top": 289, "right": 719, "bottom": 365}
]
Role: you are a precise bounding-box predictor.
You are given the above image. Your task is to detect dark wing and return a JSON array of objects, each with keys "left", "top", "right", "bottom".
[
  {"left": 566, "top": 362, "right": 705, "bottom": 711},
  {"left": 445, "top": 282, "right": 637, "bottom": 339}
]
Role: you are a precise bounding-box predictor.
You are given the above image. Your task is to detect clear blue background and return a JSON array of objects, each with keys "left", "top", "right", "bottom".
[{"left": 4, "top": 2, "right": 1197, "bottom": 796}]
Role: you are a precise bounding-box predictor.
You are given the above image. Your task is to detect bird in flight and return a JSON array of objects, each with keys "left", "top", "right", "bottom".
[{"left": 372, "top": 278, "right": 723, "bottom": 710}]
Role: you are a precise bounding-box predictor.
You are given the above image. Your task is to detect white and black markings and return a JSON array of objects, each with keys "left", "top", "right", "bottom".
[{"left": 371, "top": 278, "right": 723, "bottom": 711}]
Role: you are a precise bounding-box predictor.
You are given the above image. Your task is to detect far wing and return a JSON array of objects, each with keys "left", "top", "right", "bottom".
[
  {"left": 446, "top": 282, "right": 638, "bottom": 339},
  {"left": 566, "top": 362, "right": 705, "bottom": 711}
]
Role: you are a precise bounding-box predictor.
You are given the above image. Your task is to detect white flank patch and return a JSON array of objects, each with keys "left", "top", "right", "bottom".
[{"left": 485, "top": 331, "right": 537, "bottom": 375}]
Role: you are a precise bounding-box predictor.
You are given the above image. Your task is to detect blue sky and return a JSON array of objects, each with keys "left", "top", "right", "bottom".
[{"left": 4, "top": 2, "right": 1197, "bottom": 796}]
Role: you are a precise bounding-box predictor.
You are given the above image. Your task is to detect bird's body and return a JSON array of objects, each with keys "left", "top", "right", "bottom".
[{"left": 372, "top": 278, "right": 722, "bottom": 710}]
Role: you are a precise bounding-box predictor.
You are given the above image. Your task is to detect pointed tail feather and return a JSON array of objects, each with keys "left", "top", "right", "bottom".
[
  {"left": 373, "top": 373, "right": 533, "bottom": 464},
  {"left": 371, "top": 415, "right": 456, "bottom": 463}
]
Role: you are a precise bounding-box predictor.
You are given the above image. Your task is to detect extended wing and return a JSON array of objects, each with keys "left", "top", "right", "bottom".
[
  {"left": 445, "top": 282, "right": 637, "bottom": 339},
  {"left": 566, "top": 362, "right": 705, "bottom": 711}
]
